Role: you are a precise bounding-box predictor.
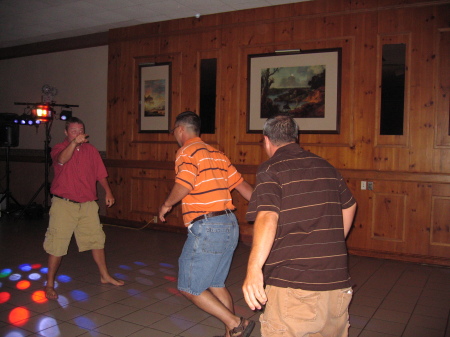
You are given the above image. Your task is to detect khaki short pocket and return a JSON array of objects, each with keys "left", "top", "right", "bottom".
[
  {"left": 330, "top": 287, "right": 353, "bottom": 318},
  {"left": 285, "top": 288, "right": 320, "bottom": 321}
]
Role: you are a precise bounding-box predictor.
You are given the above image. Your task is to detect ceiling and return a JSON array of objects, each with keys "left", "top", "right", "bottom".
[{"left": 0, "top": 0, "right": 311, "bottom": 49}]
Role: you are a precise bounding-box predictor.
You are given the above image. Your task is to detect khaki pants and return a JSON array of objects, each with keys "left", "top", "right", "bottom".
[{"left": 260, "top": 285, "right": 352, "bottom": 337}]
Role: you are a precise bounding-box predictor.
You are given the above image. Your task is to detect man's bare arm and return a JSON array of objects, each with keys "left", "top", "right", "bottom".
[
  {"left": 242, "top": 210, "right": 278, "bottom": 310},
  {"left": 343, "top": 202, "right": 357, "bottom": 238}
]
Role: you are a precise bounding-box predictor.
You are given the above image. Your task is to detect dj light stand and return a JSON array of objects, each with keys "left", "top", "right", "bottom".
[{"left": 0, "top": 145, "right": 22, "bottom": 214}]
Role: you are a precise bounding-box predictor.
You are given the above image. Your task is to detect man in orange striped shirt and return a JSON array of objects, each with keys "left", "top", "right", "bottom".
[{"left": 159, "top": 111, "right": 255, "bottom": 337}]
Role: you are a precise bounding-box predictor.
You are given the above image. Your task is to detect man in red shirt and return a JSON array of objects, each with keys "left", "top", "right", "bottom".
[{"left": 43, "top": 117, "right": 124, "bottom": 299}]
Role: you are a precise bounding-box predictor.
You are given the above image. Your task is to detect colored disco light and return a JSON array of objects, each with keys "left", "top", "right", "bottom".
[
  {"left": 57, "top": 274, "right": 72, "bottom": 283},
  {"left": 40, "top": 267, "right": 48, "bottom": 274},
  {"left": 0, "top": 268, "right": 12, "bottom": 278},
  {"left": 119, "top": 265, "right": 132, "bottom": 270},
  {"left": 38, "top": 317, "right": 58, "bottom": 333},
  {"left": 164, "top": 276, "right": 177, "bottom": 282},
  {"left": 29, "top": 273, "right": 41, "bottom": 280},
  {"left": 70, "top": 290, "right": 88, "bottom": 301},
  {"left": 74, "top": 316, "right": 96, "bottom": 330},
  {"left": 160, "top": 262, "right": 175, "bottom": 268},
  {"left": 9, "top": 307, "right": 30, "bottom": 326},
  {"left": 168, "top": 287, "right": 181, "bottom": 295},
  {"left": 9, "top": 274, "right": 22, "bottom": 281},
  {"left": 19, "top": 264, "right": 32, "bottom": 272},
  {"left": 31, "top": 264, "right": 42, "bottom": 269},
  {"left": 0, "top": 291, "right": 11, "bottom": 304},
  {"left": 57, "top": 295, "right": 69, "bottom": 307},
  {"left": 32, "top": 290, "right": 47, "bottom": 303},
  {"left": 134, "top": 261, "right": 147, "bottom": 266},
  {"left": 114, "top": 273, "right": 129, "bottom": 281},
  {"left": 16, "top": 280, "right": 30, "bottom": 290},
  {"left": 127, "top": 289, "right": 140, "bottom": 296}
]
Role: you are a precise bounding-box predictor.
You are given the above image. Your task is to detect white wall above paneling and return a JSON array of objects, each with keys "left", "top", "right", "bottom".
[{"left": 0, "top": 46, "right": 108, "bottom": 151}]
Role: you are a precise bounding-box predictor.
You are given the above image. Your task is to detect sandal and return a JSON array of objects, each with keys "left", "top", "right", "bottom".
[
  {"left": 230, "top": 317, "right": 255, "bottom": 337},
  {"left": 213, "top": 317, "right": 255, "bottom": 337}
]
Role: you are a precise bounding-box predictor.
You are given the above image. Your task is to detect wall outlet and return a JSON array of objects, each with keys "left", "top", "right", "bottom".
[
  {"left": 153, "top": 216, "right": 158, "bottom": 223},
  {"left": 367, "top": 181, "right": 374, "bottom": 190},
  {"left": 361, "top": 181, "right": 367, "bottom": 190}
]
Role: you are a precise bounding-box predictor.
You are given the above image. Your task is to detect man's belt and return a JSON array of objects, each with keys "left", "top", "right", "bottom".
[
  {"left": 53, "top": 195, "right": 80, "bottom": 203},
  {"left": 191, "top": 209, "right": 233, "bottom": 224}
]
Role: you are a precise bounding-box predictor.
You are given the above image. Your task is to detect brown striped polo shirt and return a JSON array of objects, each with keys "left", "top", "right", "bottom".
[
  {"left": 175, "top": 137, "right": 243, "bottom": 226},
  {"left": 246, "top": 143, "right": 356, "bottom": 291}
]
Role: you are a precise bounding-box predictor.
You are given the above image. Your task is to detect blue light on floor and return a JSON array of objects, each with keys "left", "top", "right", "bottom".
[
  {"left": 57, "top": 295, "right": 69, "bottom": 307},
  {"left": 40, "top": 267, "right": 48, "bottom": 274},
  {"left": 0, "top": 268, "right": 12, "bottom": 278},
  {"left": 74, "top": 316, "right": 96, "bottom": 330},
  {"left": 9, "top": 274, "right": 22, "bottom": 281},
  {"left": 70, "top": 289, "right": 89, "bottom": 301},
  {"left": 5, "top": 332, "right": 27, "bottom": 337},
  {"left": 119, "top": 265, "right": 132, "bottom": 270},
  {"left": 18, "top": 264, "right": 32, "bottom": 272},
  {"left": 159, "top": 262, "right": 175, "bottom": 268},
  {"left": 114, "top": 273, "right": 129, "bottom": 281},
  {"left": 28, "top": 273, "right": 41, "bottom": 280},
  {"left": 57, "top": 275, "right": 72, "bottom": 283}
]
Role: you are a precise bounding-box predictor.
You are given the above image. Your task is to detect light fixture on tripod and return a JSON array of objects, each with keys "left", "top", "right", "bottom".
[{"left": 13, "top": 101, "right": 79, "bottom": 212}]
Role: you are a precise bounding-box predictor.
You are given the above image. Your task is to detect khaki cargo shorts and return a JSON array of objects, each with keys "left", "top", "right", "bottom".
[{"left": 43, "top": 197, "right": 105, "bottom": 256}]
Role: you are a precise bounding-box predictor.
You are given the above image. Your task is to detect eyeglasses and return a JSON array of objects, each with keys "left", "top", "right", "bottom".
[{"left": 169, "top": 125, "right": 180, "bottom": 135}]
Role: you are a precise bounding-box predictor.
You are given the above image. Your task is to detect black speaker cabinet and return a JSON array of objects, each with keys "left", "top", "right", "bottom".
[{"left": 0, "top": 113, "right": 20, "bottom": 147}]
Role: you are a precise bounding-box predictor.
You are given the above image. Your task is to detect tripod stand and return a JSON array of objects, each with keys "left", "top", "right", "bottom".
[
  {"left": 0, "top": 145, "right": 22, "bottom": 214},
  {"left": 21, "top": 121, "right": 52, "bottom": 214}
]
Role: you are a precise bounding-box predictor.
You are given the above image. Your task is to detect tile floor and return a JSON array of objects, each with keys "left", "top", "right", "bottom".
[{"left": 0, "top": 214, "right": 449, "bottom": 337}]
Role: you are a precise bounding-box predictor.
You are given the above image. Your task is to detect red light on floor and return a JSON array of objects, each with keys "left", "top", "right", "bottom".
[
  {"left": 32, "top": 290, "right": 47, "bottom": 303},
  {"left": 31, "top": 264, "right": 42, "bottom": 269},
  {"left": 164, "top": 276, "right": 177, "bottom": 282},
  {"left": 9, "top": 307, "right": 29, "bottom": 326},
  {"left": 17, "top": 280, "right": 31, "bottom": 290},
  {"left": 0, "top": 291, "right": 11, "bottom": 304}
]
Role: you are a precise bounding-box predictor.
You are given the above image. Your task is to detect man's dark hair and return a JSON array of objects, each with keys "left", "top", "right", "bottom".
[
  {"left": 65, "top": 117, "right": 85, "bottom": 131},
  {"left": 175, "top": 111, "right": 201, "bottom": 135},
  {"left": 263, "top": 114, "right": 299, "bottom": 146}
]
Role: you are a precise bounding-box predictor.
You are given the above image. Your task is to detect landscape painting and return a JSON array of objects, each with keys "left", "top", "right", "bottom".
[
  {"left": 247, "top": 48, "right": 341, "bottom": 133},
  {"left": 139, "top": 62, "right": 171, "bottom": 133}
]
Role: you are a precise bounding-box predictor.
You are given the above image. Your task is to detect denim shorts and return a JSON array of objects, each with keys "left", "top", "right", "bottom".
[{"left": 177, "top": 212, "right": 239, "bottom": 296}]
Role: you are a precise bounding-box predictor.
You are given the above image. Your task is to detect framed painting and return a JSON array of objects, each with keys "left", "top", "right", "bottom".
[
  {"left": 139, "top": 62, "right": 171, "bottom": 133},
  {"left": 247, "top": 48, "right": 341, "bottom": 133}
]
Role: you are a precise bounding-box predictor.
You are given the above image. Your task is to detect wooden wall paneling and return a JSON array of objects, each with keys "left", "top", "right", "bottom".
[
  {"left": 435, "top": 29, "right": 450, "bottom": 147},
  {"left": 337, "top": 13, "right": 377, "bottom": 171},
  {"left": 371, "top": 193, "right": 406, "bottom": 242},
  {"left": 103, "top": 0, "right": 450, "bottom": 265},
  {"left": 430, "top": 184, "right": 450, "bottom": 258},
  {"left": 407, "top": 7, "right": 439, "bottom": 173},
  {"left": 107, "top": 42, "right": 135, "bottom": 160},
  {"left": 105, "top": 166, "right": 131, "bottom": 220}
]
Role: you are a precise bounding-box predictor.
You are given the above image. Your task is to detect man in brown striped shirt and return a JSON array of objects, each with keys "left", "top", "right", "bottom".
[
  {"left": 243, "top": 114, "right": 357, "bottom": 337},
  {"left": 159, "top": 111, "right": 255, "bottom": 337}
]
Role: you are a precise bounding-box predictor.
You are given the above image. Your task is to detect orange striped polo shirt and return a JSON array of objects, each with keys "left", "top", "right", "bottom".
[{"left": 175, "top": 137, "right": 243, "bottom": 226}]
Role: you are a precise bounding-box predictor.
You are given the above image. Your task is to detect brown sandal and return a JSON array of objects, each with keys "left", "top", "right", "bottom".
[
  {"left": 230, "top": 317, "right": 255, "bottom": 337},
  {"left": 213, "top": 317, "right": 255, "bottom": 337}
]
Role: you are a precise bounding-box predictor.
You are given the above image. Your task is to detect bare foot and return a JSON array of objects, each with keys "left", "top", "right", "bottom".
[
  {"left": 45, "top": 286, "right": 58, "bottom": 300},
  {"left": 101, "top": 275, "right": 124, "bottom": 286}
]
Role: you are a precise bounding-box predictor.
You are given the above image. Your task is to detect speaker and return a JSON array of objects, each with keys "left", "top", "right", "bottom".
[{"left": 0, "top": 113, "right": 20, "bottom": 147}]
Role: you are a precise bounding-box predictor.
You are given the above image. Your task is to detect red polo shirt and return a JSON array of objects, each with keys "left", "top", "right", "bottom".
[{"left": 50, "top": 139, "right": 108, "bottom": 203}]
